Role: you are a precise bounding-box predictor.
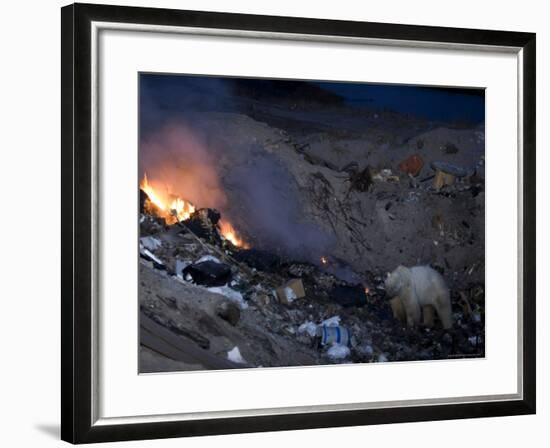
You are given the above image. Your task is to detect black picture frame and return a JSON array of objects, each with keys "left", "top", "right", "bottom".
[{"left": 61, "top": 2, "right": 536, "bottom": 444}]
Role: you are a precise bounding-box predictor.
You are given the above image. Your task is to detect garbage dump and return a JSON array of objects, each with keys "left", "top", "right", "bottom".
[{"left": 138, "top": 75, "right": 485, "bottom": 373}]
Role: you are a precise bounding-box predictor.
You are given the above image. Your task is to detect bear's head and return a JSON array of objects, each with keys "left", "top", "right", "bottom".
[{"left": 384, "top": 265, "right": 410, "bottom": 297}]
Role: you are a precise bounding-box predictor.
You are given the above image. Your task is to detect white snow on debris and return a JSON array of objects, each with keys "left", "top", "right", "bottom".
[
  {"left": 140, "top": 236, "right": 162, "bottom": 251},
  {"left": 208, "top": 286, "right": 249, "bottom": 309},
  {"left": 327, "top": 344, "right": 350, "bottom": 360},
  {"left": 195, "top": 254, "right": 221, "bottom": 264},
  {"left": 227, "top": 346, "right": 246, "bottom": 364},
  {"left": 321, "top": 316, "right": 341, "bottom": 327},
  {"left": 298, "top": 321, "right": 318, "bottom": 338}
]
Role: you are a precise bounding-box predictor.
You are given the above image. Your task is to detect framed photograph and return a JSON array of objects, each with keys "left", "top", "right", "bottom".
[{"left": 61, "top": 2, "right": 536, "bottom": 443}]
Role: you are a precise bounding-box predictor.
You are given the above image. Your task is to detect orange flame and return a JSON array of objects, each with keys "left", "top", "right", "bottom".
[
  {"left": 140, "top": 173, "right": 195, "bottom": 224},
  {"left": 219, "top": 219, "right": 249, "bottom": 249},
  {"left": 140, "top": 174, "right": 249, "bottom": 248},
  {"left": 141, "top": 173, "right": 166, "bottom": 211}
]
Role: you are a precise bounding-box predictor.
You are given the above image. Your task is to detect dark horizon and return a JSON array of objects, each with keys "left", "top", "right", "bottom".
[{"left": 140, "top": 73, "right": 485, "bottom": 126}]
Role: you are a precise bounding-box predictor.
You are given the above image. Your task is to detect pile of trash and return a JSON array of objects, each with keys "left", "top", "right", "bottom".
[
  {"left": 139, "top": 193, "right": 485, "bottom": 371},
  {"left": 137, "top": 89, "right": 486, "bottom": 372}
]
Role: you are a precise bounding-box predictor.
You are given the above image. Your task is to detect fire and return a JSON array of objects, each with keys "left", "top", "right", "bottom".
[
  {"left": 320, "top": 256, "right": 328, "bottom": 266},
  {"left": 169, "top": 197, "right": 195, "bottom": 222},
  {"left": 140, "top": 173, "right": 195, "bottom": 224},
  {"left": 364, "top": 287, "right": 370, "bottom": 295},
  {"left": 219, "top": 219, "right": 249, "bottom": 249},
  {"left": 140, "top": 173, "right": 249, "bottom": 248},
  {"left": 141, "top": 173, "right": 166, "bottom": 211}
]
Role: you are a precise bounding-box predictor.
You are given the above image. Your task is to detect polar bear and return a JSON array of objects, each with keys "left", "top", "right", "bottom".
[{"left": 384, "top": 265, "right": 452, "bottom": 329}]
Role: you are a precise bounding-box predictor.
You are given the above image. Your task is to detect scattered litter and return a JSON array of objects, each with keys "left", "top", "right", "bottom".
[
  {"left": 227, "top": 346, "right": 247, "bottom": 364},
  {"left": 140, "top": 236, "right": 162, "bottom": 251},
  {"left": 234, "top": 248, "right": 281, "bottom": 272},
  {"left": 182, "top": 260, "right": 232, "bottom": 287},
  {"left": 372, "top": 168, "right": 399, "bottom": 182},
  {"left": 431, "top": 161, "right": 469, "bottom": 178},
  {"left": 405, "top": 191, "right": 421, "bottom": 203},
  {"left": 298, "top": 321, "right": 318, "bottom": 338},
  {"left": 139, "top": 243, "right": 165, "bottom": 270},
  {"left": 175, "top": 259, "right": 191, "bottom": 279},
  {"left": 137, "top": 111, "right": 486, "bottom": 369},
  {"left": 398, "top": 154, "right": 424, "bottom": 177},
  {"left": 321, "top": 316, "right": 341, "bottom": 327},
  {"left": 431, "top": 161, "right": 469, "bottom": 190},
  {"left": 274, "top": 278, "right": 305, "bottom": 305},
  {"left": 320, "top": 325, "right": 350, "bottom": 347},
  {"left": 327, "top": 344, "right": 351, "bottom": 360},
  {"left": 208, "top": 286, "right": 249, "bottom": 309},
  {"left": 195, "top": 254, "right": 222, "bottom": 264}
]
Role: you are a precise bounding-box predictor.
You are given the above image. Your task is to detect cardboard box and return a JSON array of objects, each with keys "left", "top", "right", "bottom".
[{"left": 274, "top": 278, "right": 306, "bottom": 305}]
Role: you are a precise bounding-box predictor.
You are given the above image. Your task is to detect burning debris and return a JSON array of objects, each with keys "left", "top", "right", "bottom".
[
  {"left": 141, "top": 173, "right": 196, "bottom": 224},
  {"left": 219, "top": 219, "right": 250, "bottom": 249},
  {"left": 140, "top": 173, "right": 249, "bottom": 249}
]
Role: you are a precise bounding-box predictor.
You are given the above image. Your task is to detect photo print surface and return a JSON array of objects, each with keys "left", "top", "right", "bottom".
[{"left": 138, "top": 74, "right": 485, "bottom": 373}]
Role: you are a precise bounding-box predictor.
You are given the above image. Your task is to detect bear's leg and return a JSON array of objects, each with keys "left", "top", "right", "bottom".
[
  {"left": 422, "top": 305, "right": 435, "bottom": 328},
  {"left": 435, "top": 293, "right": 453, "bottom": 329},
  {"left": 390, "top": 296, "right": 406, "bottom": 324},
  {"left": 402, "top": 292, "right": 421, "bottom": 328}
]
